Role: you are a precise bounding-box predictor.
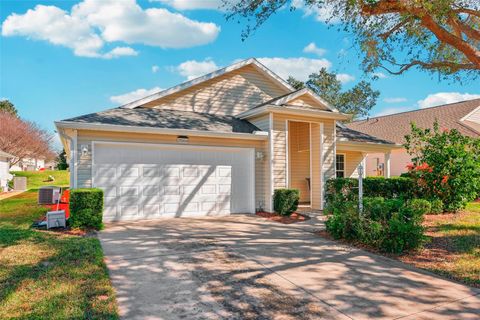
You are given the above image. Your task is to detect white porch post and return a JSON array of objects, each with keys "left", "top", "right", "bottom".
[
  {"left": 361, "top": 153, "right": 367, "bottom": 178},
  {"left": 384, "top": 151, "right": 391, "bottom": 178}
]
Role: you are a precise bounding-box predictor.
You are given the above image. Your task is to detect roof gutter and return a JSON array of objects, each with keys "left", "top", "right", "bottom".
[
  {"left": 238, "top": 105, "right": 351, "bottom": 120},
  {"left": 336, "top": 139, "right": 403, "bottom": 152},
  {"left": 54, "top": 121, "right": 269, "bottom": 141}
]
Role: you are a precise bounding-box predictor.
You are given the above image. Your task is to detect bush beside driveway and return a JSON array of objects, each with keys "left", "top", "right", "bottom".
[{"left": 0, "top": 190, "right": 118, "bottom": 319}]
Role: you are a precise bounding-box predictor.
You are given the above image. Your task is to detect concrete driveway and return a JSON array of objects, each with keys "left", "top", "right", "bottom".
[{"left": 99, "top": 215, "right": 480, "bottom": 320}]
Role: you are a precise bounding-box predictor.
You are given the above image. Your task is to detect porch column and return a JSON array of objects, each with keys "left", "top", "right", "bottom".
[{"left": 384, "top": 151, "right": 391, "bottom": 178}]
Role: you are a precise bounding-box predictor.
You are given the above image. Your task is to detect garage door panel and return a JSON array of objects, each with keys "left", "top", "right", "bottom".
[
  {"left": 93, "top": 143, "right": 254, "bottom": 221},
  {"left": 142, "top": 185, "right": 160, "bottom": 196},
  {"left": 142, "top": 205, "right": 161, "bottom": 216},
  {"left": 119, "top": 205, "right": 139, "bottom": 217}
]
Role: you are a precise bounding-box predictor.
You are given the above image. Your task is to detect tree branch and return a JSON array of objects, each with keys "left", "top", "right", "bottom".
[{"left": 379, "top": 59, "right": 478, "bottom": 75}]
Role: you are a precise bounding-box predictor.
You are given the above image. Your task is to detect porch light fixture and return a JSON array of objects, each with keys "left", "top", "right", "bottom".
[
  {"left": 81, "top": 144, "right": 90, "bottom": 157},
  {"left": 256, "top": 151, "right": 265, "bottom": 160},
  {"left": 177, "top": 135, "right": 189, "bottom": 143}
]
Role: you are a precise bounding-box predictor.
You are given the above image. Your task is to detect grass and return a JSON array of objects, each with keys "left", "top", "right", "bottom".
[
  {"left": 11, "top": 170, "right": 70, "bottom": 189},
  {"left": 399, "top": 202, "right": 480, "bottom": 288},
  {"left": 0, "top": 190, "right": 118, "bottom": 319}
]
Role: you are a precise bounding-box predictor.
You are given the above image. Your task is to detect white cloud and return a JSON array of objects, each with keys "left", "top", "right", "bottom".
[
  {"left": 257, "top": 57, "right": 331, "bottom": 81},
  {"left": 153, "top": 0, "right": 223, "bottom": 11},
  {"left": 303, "top": 42, "right": 326, "bottom": 57},
  {"left": 336, "top": 73, "right": 355, "bottom": 84},
  {"left": 1, "top": 0, "right": 220, "bottom": 58},
  {"left": 152, "top": 65, "right": 160, "bottom": 73},
  {"left": 102, "top": 46, "right": 138, "bottom": 59},
  {"left": 110, "top": 86, "right": 162, "bottom": 105},
  {"left": 176, "top": 59, "right": 219, "bottom": 80},
  {"left": 418, "top": 92, "right": 480, "bottom": 109},
  {"left": 383, "top": 97, "right": 407, "bottom": 103},
  {"left": 373, "top": 72, "right": 387, "bottom": 79},
  {"left": 292, "top": 0, "right": 340, "bottom": 24}
]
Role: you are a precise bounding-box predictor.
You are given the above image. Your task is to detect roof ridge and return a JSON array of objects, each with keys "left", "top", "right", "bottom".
[{"left": 353, "top": 98, "right": 480, "bottom": 123}]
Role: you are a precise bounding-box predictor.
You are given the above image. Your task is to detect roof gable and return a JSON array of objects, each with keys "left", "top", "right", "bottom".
[
  {"left": 270, "top": 88, "right": 337, "bottom": 112},
  {"left": 120, "top": 58, "right": 293, "bottom": 114}
]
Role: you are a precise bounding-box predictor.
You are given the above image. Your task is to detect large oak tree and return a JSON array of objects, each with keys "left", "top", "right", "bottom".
[
  {"left": 225, "top": 0, "right": 480, "bottom": 80},
  {"left": 288, "top": 68, "right": 380, "bottom": 119}
]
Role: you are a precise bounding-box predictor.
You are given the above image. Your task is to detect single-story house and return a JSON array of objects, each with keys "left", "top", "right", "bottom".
[
  {"left": 10, "top": 156, "right": 47, "bottom": 171},
  {"left": 0, "top": 150, "right": 14, "bottom": 192},
  {"left": 55, "top": 58, "right": 399, "bottom": 221},
  {"left": 347, "top": 99, "right": 480, "bottom": 177}
]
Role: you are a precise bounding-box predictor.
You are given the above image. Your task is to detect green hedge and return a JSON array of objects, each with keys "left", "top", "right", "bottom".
[
  {"left": 69, "top": 188, "right": 104, "bottom": 230},
  {"left": 273, "top": 189, "right": 300, "bottom": 216},
  {"left": 325, "top": 177, "right": 416, "bottom": 205},
  {"left": 325, "top": 196, "right": 426, "bottom": 253}
]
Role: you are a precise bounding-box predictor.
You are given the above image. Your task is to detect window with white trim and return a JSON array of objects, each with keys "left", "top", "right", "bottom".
[{"left": 336, "top": 154, "right": 345, "bottom": 178}]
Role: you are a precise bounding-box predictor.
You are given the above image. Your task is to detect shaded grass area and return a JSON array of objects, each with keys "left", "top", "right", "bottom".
[
  {"left": 399, "top": 204, "right": 480, "bottom": 288},
  {"left": 0, "top": 190, "right": 118, "bottom": 319},
  {"left": 11, "top": 170, "right": 69, "bottom": 189}
]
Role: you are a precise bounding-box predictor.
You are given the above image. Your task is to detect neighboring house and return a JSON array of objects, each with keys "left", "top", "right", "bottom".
[
  {"left": 0, "top": 150, "right": 14, "bottom": 192},
  {"left": 347, "top": 99, "right": 480, "bottom": 177},
  {"left": 10, "top": 157, "right": 46, "bottom": 171},
  {"left": 55, "top": 58, "right": 398, "bottom": 221}
]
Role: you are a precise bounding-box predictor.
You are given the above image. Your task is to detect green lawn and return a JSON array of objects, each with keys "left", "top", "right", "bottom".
[
  {"left": 400, "top": 202, "right": 480, "bottom": 288},
  {"left": 0, "top": 190, "right": 118, "bottom": 319},
  {"left": 11, "top": 170, "right": 70, "bottom": 189}
]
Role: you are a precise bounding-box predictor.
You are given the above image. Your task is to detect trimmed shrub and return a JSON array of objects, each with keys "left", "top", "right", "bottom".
[
  {"left": 325, "top": 197, "right": 426, "bottom": 254},
  {"left": 408, "top": 199, "right": 432, "bottom": 216},
  {"left": 70, "top": 188, "right": 104, "bottom": 230},
  {"left": 430, "top": 199, "right": 444, "bottom": 214},
  {"left": 381, "top": 216, "right": 424, "bottom": 253},
  {"left": 325, "top": 177, "right": 415, "bottom": 208},
  {"left": 326, "top": 204, "right": 363, "bottom": 240},
  {"left": 273, "top": 189, "right": 300, "bottom": 216}
]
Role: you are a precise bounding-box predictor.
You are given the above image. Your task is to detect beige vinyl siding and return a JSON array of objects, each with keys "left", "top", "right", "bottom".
[
  {"left": 337, "top": 151, "right": 364, "bottom": 178},
  {"left": 75, "top": 130, "right": 268, "bottom": 211},
  {"left": 323, "top": 120, "right": 336, "bottom": 182},
  {"left": 310, "top": 123, "right": 322, "bottom": 209},
  {"left": 289, "top": 122, "right": 310, "bottom": 202},
  {"left": 249, "top": 114, "right": 270, "bottom": 131},
  {"left": 289, "top": 94, "right": 328, "bottom": 110},
  {"left": 464, "top": 107, "right": 480, "bottom": 133},
  {"left": 146, "top": 65, "right": 288, "bottom": 116},
  {"left": 271, "top": 113, "right": 335, "bottom": 209},
  {"left": 272, "top": 114, "right": 287, "bottom": 189}
]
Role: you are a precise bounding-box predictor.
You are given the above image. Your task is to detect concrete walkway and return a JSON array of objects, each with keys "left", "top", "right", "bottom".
[{"left": 99, "top": 215, "right": 480, "bottom": 320}]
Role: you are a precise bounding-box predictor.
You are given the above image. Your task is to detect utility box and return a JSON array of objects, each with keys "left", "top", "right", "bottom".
[
  {"left": 47, "top": 210, "right": 66, "bottom": 229},
  {"left": 38, "top": 186, "right": 61, "bottom": 204},
  {"left": 13, "top": 177, "right": 27, "bottom": 191}
]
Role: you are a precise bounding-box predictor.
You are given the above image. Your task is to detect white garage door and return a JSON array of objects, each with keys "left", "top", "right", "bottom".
[{"left": 92, "top": 142, "right": 255, "bottom": 221}]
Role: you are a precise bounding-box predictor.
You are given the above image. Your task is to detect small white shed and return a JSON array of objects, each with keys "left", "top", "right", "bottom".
[{"left": 0, "top": 150, "right": 14, "bottom": 192}]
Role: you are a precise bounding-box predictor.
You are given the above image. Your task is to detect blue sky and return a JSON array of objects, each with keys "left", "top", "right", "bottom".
[{"left": 1, "top": 0, "right": 479, "bottom": 148}]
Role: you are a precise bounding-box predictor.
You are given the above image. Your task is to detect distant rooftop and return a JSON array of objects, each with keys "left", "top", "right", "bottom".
[{"left": 347, "top": 99, "right": 480, "bottom": 144}]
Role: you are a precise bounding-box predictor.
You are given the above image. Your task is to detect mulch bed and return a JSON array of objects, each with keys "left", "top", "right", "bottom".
[
  {"left": 256, "top": 211, "right": 310, "bottom": 224},
  {"left": 317, "top": 213, "right": 479, "bottom": 288}
]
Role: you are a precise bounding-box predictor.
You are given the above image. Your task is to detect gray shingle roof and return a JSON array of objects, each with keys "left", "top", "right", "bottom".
[
  {"left": 61, "top": 107, "right": 261, "bottom": 134},
  {"left": 347, "top": 99, "right": 480, "bottom": 144},
  {"left": 336, "top": 125, "right": 396, "bottom": 145}
]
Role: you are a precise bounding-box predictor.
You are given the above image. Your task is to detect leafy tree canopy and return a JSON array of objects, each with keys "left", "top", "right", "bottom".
[
  {"left": 0, "top": 100, "right": 18, "bottom": 117},
  {"left": 225, "top": 0, "right": 480, "bottom": 81},
  {"left": 404, "top": 121, "right": 480, "bottom": 212},
  {"left": 287, "top": 68, "right": 380, "bottom": 119}
]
